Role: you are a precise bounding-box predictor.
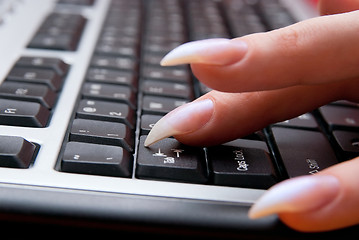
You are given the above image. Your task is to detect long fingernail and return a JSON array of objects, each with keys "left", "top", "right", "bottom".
[
  {"left": 144, "top": 99, "right": 214, "bottom": 147},
  {"left": 248, "top": 175, "right": 340, "bottom": 219},
  {"left": 160, "top": 38, "right": 248, "bottom": 66}
]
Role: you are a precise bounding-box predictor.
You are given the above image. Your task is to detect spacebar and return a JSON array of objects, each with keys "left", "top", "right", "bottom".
[{"left": 271, "top": 127, "right": 339, "bottom": 178}]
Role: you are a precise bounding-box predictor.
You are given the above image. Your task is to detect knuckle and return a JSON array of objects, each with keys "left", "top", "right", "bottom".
[{"left": 276, "top": 27, "right": 302, "bottom": 55}]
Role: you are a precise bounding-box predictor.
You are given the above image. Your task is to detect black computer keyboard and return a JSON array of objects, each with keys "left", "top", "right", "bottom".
[{"left": 0, "top": 0, "right": 358, "bottom": 238}]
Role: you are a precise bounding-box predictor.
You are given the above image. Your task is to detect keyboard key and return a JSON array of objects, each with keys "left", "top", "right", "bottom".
[
  {"left": 82, "top": 83, "right": 136, "bottom": 108},
  {"left": 142, "top": 95, "right": 187, "bottom": 115},
  {"left": 207, "top": 139, "right": 278, "bottom": 189},
  {"left": 319, "top": 105, "right": 359, "bottom": 130},
  {"left": 274, "top": 113, "right": 318, "bottom": 129},
  {"left": 28, "top": 13, "right": 86, "bottom": 51},
  {"left": 91, "top": 56, "right": 137, "bottom": 72},
  {"left": 271, "top": 127, "right": 339, "bottom": 178},
  {"left": 0, "top": 135, "right": 36, "bottom": 168},
  {"left": 76, "top": 99, "right": 135, "bottom": 128},
  {"left": 7, "top": 67, "right": 63, "bottom": 91},
  {"left": 28, "top": 34, "right": 79, "bottom": 51},
  {"left": 39, "top": 13, "right": 85, "bottom": 34},
  {"left": 0, "top": 81, "right": 57, "bottom": 109},
  {"left": 142, "top": 80, "right": 193, "bottom": 99},
  {"left": 332, "top": 130, "right": 359, "bottom": 160},
  {"left": 57, "top": 0, "right": 95, "bottom": 6},
  {"left": 15, "top": 57, "right": 70, "bottom": 76},
  {"left": 95, "top": 41, "right": 138, "bottom": 57},
  {"left": 142, "top": 66, "right": 190, "bottom": 83},
  {"left": 62, "top": 142, "right": 132, "bottom": 177},
  {"left": 86, "top": 68, "right": 137, "bottom": 90},
  {"left": 136, "top": 136, "right": 207, "bottom": 183},
  {"left": 70, "top": 119, "right": 133, "bottom": 152},
  {"left": 140, "top": 114, "right": 162, "bottom": 135},
  {"left": 0, "top": 99, "right": 50, "bottom": 127}
]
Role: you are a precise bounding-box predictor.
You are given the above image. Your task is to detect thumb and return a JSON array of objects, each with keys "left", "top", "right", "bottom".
[{"left": 248, "top": 157, "right": 359, "bottom": 232}]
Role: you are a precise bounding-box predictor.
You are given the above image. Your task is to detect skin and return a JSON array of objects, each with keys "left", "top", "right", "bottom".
[{"left": 161, "top": 0, "right": 359, "bottom": 232}]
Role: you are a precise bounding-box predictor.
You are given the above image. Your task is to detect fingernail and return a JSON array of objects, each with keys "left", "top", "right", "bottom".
[
  {"left": 160, "top": 38, "right": 248, "bottom": 66},
  {"left": 248, "top": 175, "right": 340, "bottom": 219},
  {"left": 144, "top": 99, "right": 214, "bottom": 147}
]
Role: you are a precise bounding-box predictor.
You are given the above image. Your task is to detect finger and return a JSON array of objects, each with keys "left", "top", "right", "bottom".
[
  {"left": 161, "top": 11, "right": 359, "bottom": 93},
  {"left": 144, "top": 78, "right": 356, "bottom": 147},
  {"left": 249, "top": 157, "right": 359, "bottom": 232},
  {"left": 319, "top": 0, "right": 359, "bottom": 15}
]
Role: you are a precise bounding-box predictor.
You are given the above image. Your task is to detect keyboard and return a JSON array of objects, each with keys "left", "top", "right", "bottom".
[{"left": 0, "top": 0, "right": 359, "bottom": 238}]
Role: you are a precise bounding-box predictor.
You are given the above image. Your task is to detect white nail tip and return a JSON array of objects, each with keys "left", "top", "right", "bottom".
[
  {"left": 160, "top": 38, "right": 232, "bottom": 66},
  {"left": 144, "top": 118, "right": 178, "bottom": 147},
  {"left": 144, "top": 99, "right": 214, "bottom": 147},
  {"left": 248, "top": 175, "right": 340, "bottom": 219}
]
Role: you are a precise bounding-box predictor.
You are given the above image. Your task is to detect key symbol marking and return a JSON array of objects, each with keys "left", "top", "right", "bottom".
[
  {"left": 153, "top": 148, "right": 167, "bottom": 157},
  {"left": 164, "top": 157, "right": 175, "bottom": 164},
  {"left": 171, "top": 149, "right": 184, "bottom": 158}
]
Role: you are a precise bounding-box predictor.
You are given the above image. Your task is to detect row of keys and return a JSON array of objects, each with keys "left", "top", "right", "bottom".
[
  {"left": 0, "top": 56, "right": 69, "bottom": 127},
  {"left": 60, "top": 0, "right": 143, "bottom": 177},
  {"left": 136, "top": 136, "right": 278, "bottom": 189}
]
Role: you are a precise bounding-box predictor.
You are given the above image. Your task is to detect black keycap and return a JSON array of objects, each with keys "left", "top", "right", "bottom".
[
  {"left": 332, "top": 130, "right": 359, "bottom": 160},
  {"left": 319, "top": 105, "right": 359, "bottom": 130},
  {"left": 95, "top": 41, "right": 138, "bottom": 57},
  {"left": 207, "top": 139, "right": 278, "bottom": 189},
  {"left": 142, "top": 95, "right": 187, "bottom": 115},
  {"left": 0, "top": 81, "right": 57, "bottom": 109},
  {"left": 86, "top": 68, "right": 137, "bottom": 90},
  {"left": 82, "top": 83, "right": 136, "bottom": 108},
  {"left": 142, "top": 66, "right": 189, "bottom": 83},
  {"left": 57, "top": 0, "right": 95, "bottom": 6},
  {"left": 62, "top": 142, "right": 132, "bottom": 177},
  {"left": 76, "top": 99, "right": 135, "bottom": 128},
  {"left": 0, "top": 135, "right": 36, "bottom": 168},
  {"left": 144, "top": 42, "right": 182, "bottom": 55},
  {"left": 140, "top": 114, "right": 162, "bottom": 135},
  {"left": 271, "top": 127, "right": 339, "bottom": 178},
  {"left": 28, "top": 13, "right": 86, "bottom": 51},
  {"left": 40, "top": 13, "right": 85, "bottom": 33},
  {"left": 70, "top": 119, "right": 133, "bottom": 152},
  {"left": 0, "top": 99, "right": 50, "bottom": 127},
  {"left": 274, "top": 113, "right": 318, "bottom": 129},
  {"left": 16, "top": 57, "right": 69, "bottom": 76},
  {"left": 91, "top": 56, "right": 137, "bottom": 72},
  {"left": 142, "top": 80, "right": 193, "bottom": 99},
  {"left": 142, "top": 53, "right": 165, "bottom": 66},
  {"left": 7, "top": 67, "right": 63, "bottom": 91},
  {"left": 28, "top": 34, "right": 78, "bottom": 51},
  {"left": 136, "top": 136, "right": 207, "bottom": 183}
]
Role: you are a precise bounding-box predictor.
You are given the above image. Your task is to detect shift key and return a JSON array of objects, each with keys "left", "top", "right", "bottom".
[{"left": 271, "top": 127, "right": 339, "bottom": 178}]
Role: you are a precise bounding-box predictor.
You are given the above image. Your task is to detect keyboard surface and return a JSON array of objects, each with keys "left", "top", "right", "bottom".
[{"left": 0, "top": 0, "right": 358, "bottom": 238}]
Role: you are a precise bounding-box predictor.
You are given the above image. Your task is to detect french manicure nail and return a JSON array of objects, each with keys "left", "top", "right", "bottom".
[
  {"left": 160, "top": 38, "right": 248, "bottom": 66},
  {"left": 144, "top": 99, "right": 214, "bottom": 147},
  {"left": 248, "top": 175, "right": 340, "bottom": 219}
]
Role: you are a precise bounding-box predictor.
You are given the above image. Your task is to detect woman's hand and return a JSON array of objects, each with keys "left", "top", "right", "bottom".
[{"left": 144, "top": 0, "right": 359, "bottom": 232}]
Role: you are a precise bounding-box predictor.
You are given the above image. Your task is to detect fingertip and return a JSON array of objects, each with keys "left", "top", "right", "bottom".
[
  {"left": 144, "top": 99, "right": 214, "bottom": 146},
  {"left": 159, "top": 38, "right": 248, "bottom": 67},
  {"left": 248, "top": 175, "right": 340, "bottom": 221}
]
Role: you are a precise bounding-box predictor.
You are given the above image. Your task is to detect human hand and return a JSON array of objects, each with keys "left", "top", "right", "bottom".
[{"left": 144, "top": 0, "right": 359, "bottom": 232}]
